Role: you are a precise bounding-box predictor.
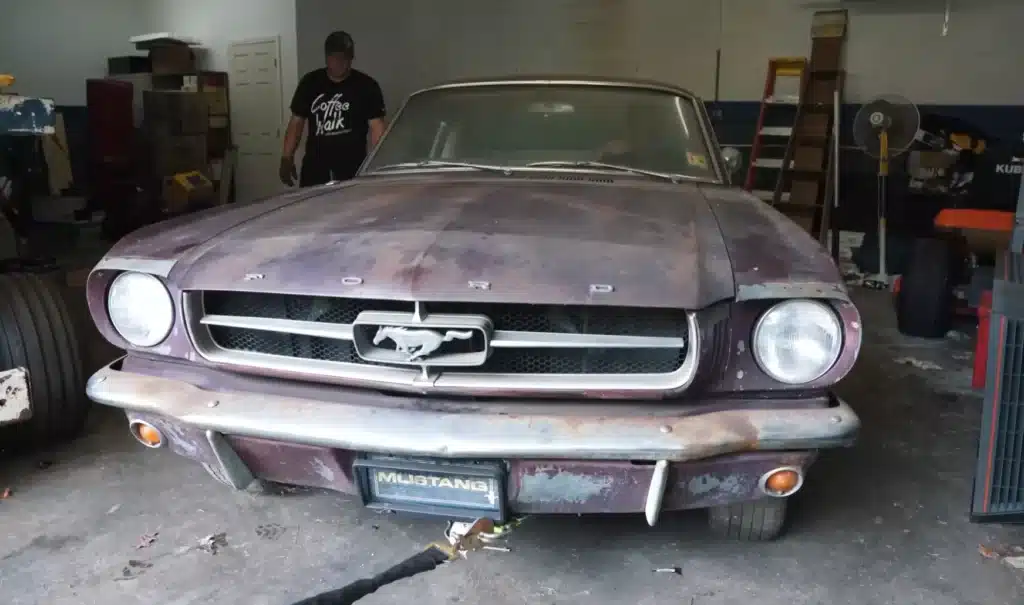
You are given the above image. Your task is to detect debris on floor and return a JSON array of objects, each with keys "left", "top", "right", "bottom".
[
  {"left": 945, "top": 330, "right": 971, "bottom": 342},
  {"left": 895, "top": 357, "right": 943, "bottom": 371},
  {"left": 1, "top": 486, "right": 11, "bottom": 499},
  {"left": 255, "top": 523, "right": 286, "bottom": 541},
  {"left": 115, "top": 559, "right": 153, "bottom": 581},
  {"left": 978, "top": 543, "right": 1024, "bottom": 571},
  {"left": 136, "top": 532, "right": 159, "bottom": 549},
  {"left": 653, "top": 567, "right": 682, "bottom": 575},
  {"left": 198, "top": 532, "right": 228, "bottom": 555}
]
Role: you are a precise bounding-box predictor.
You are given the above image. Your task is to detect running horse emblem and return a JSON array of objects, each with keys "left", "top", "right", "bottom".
[{"left": 373, "top": 326, "right": 475, "bottom": 362}]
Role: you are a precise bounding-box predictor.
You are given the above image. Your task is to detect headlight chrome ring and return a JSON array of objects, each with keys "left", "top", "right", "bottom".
[{"left": 751, "top": 299, "right": 843, "bottom": 385}]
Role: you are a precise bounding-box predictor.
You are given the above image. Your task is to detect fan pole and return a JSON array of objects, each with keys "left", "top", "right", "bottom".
[{"left": 878, "top": 129, "right": 889, "bottom": 284}]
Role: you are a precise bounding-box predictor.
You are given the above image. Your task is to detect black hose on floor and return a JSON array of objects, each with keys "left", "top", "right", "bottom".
[{"left": 287, "top": 544, "right": 453, "bottom": 605}]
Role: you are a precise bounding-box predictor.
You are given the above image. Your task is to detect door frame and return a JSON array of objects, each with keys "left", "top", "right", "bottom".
[{"left": 226, "top": 35, "right": 284, "bottom": 203}]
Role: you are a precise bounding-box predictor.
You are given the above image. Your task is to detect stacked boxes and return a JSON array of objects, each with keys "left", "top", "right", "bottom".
[{"left": 144, "top": 90, "right": 209, "bottom": 177}]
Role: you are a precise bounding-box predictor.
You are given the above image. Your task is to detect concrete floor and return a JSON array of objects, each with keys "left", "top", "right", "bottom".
[{"left": 2, "top": 289, "right": 1023, "bottom": 605}]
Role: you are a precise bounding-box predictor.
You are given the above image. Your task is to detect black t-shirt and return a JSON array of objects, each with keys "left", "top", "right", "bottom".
[{"left": 290, "top": 68, "right": 385, "bottom": 175}]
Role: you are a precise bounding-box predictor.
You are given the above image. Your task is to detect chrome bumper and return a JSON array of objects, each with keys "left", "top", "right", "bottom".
[{"left": 86, "top": 362, "right": 860, "bottom": 462}]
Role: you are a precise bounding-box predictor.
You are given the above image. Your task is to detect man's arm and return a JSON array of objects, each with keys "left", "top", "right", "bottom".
[
  {"left": 280, "top": 74, "right": 312, "bottom": 185},
  {"left": 282, "top": 115, "right": 306, "bottom": 159},
  {"left": 367, "top": 78, "right": 388, "bottom": 151},
  {"left": 368, "top": 117, "right": 387, "bottom": 150}
]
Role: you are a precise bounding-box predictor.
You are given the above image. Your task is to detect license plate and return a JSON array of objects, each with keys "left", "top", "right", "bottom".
[
  {"left": 353, "top": 456, "right": 506, "bottom": 521},
  {"left": 0, "top": 367, "right": 31, "bottom": 427}
]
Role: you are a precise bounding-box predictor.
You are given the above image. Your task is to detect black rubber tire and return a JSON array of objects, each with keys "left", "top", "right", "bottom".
[
  {"left": 896, "top": 237, "right": 956, "bottom": 339},
  {"left": 0, "top": 272, "right": 88, "bottom": 443},
  {"left": 707, "top": 498, "right": 788, "bottom": 541}
]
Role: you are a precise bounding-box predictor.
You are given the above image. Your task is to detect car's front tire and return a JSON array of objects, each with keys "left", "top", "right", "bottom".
[{"left": 707, "top": 498, "right": 788, "bottom": 541}]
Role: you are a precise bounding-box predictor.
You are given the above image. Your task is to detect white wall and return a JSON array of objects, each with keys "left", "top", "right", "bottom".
[
  {"left": 0, "top": 0, "right": 150, "bottom": 105},
  {"left": 295, "top": 0, "right": 722, "bottom": 114},
  {"left": 296, "top": 0, "right": 1024, "bottom": 108},
  {"left": 721, "top": 0, "right": 1024, "bottom": 104},
  {"left": 146, "top": 0, "right": 299, "bottom": 127}
]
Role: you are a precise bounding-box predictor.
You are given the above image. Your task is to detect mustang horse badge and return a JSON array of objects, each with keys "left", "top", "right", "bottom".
[{"left": 373, "top": 326, "right": 475, "bottom": 362}]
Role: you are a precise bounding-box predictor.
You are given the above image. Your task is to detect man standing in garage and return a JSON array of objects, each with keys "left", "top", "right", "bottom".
[{"left": 279, "top": 31, "right": 387, "bottom": 187}]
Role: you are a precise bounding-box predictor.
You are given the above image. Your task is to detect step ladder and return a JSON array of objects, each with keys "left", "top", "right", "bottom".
[
  {"left": 781, "top": 9, "right": 847, "bottom": 242},
  {"left": 746, "top": 10, "right": 849, "bottom": 245},
  {"left": 743, "top": 57, "right": 807, "bottom": 202}
]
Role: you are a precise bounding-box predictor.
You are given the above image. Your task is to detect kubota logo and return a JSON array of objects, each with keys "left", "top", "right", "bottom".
[{"left": 997, "top": 157, "right": 1024, "bottom": 174}]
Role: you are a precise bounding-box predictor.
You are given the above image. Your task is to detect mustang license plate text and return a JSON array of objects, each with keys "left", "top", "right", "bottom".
[{"left": 353, "top": 456, "right": 506, "bottom": 521}]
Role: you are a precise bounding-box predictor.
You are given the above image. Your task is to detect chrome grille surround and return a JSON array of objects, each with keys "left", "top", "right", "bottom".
[{"left": 183, "top": 292, "right": 700, "bottom": 394}]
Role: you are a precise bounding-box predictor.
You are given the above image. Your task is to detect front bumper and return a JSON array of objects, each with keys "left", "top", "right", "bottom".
[{"left": 87, "top": 360, "right": 859, "bottom": 520}]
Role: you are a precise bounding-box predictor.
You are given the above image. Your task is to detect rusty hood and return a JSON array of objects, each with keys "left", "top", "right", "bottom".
[{"left": 172, "top": 174, "right": 736, "bottom": 308}]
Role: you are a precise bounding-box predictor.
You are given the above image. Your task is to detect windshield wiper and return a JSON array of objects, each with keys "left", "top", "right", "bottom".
[
  {"left": 524, "top": 160, "right": 695, "bottom": 183},
  {"left": 369, "top": 160, "right": 513, "bottom": 175}
]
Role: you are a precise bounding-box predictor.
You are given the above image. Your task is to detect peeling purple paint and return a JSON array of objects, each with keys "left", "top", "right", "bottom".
[
  {"left": 0, "top": 95, "right": 56, "bottom": 135},
  {"left": 517, "top": 466, "right": 615, "bottom": 505}
]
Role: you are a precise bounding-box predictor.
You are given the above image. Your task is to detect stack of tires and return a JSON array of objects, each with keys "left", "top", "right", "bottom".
[{"left": 896, "top": 236, "right": 962, "bottom": 339}]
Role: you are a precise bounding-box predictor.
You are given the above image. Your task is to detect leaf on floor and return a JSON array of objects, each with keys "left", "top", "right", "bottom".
[
  {"left": 979, "top": 543, "right": 1024, "bottom": 561},
  {"left": 136, "top": 532, "right": 159, "bottom": 549},
  {"left": 198, "top": 532, "right": 228, "bottom": 555}
]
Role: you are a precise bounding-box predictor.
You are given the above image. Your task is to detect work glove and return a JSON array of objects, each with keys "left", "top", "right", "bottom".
[{"left": 279, "top": 156, "right": 298, "bottom": 186}]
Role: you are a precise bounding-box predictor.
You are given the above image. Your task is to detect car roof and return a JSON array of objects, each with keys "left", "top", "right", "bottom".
[{"left": 412, "top": 75, "right": 701, "bottom": 100}]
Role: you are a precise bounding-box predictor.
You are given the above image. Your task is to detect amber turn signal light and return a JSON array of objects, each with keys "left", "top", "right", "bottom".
[
  {"left": 129, "top": 421, "right": 164, "bottom": 448},
  {"left": 759, "top": 467, "right": 803, "bottom": 498}
]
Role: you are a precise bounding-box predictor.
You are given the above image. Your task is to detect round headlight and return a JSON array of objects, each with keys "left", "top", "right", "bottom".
[
  {"left": 107, "top": 272, "right": 174, "bottom": 347},
  {"left": 752, "top": 299, "right": 842, "bottom": 385}
]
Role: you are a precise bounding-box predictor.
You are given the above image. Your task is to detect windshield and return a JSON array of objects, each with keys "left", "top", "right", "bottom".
[{"left": 363, "top": 84, "right": 718, "bottom": 180}]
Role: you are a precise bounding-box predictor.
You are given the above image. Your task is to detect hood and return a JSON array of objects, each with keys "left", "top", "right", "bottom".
[
  {"left": 100, "top": 187, "right": 333, "bottom": 264},
  {"left": 173, "top": 174, "right": 735, "bottom": 309},
  {"left": 699, "top": 185, "right": 847, "bottom": 302}
]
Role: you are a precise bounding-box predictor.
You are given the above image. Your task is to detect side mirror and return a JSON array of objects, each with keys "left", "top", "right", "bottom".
[{"left": 721, "top": 147, "right": 742, "bottom": 176}]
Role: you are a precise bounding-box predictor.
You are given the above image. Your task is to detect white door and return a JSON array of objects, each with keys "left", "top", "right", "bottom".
[{"left": 228, "top": 38, "right": 283, "bottom": 204}]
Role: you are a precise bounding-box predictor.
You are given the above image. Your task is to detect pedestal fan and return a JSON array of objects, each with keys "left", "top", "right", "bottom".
[{"left": 852, "top": 95, "right": 920, "bottom": 290}]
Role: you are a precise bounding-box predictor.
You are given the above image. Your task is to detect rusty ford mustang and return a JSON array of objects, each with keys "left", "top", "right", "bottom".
[{"left": 85, "top": 77, "right": 860, "bottom": 541}]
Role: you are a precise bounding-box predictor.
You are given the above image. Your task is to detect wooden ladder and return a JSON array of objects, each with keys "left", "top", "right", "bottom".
[
  {"left": 774, "top": 9, "right": 848, "bottom": 242},
  {"left": 744, "top": 57, "right": 807, "bottom": 199}
]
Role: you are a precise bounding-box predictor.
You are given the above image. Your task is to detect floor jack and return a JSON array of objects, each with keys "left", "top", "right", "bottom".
[{"left": 288, "top": 517, "right": 527, "bottom": 605}]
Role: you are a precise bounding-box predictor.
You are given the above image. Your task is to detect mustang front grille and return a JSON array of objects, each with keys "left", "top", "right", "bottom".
[{"left": 185, "top": 291, "right": 698, "bottom": 393}]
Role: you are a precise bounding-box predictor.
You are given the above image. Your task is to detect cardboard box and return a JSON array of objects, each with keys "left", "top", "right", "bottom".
[
  {"left": 908, "top": 150, "right": 957, "bottom": 179},
  {"left": 151, "top": 134, "right": 207, "bottom": 176},
  {"left": 162, "top": 170, "right": 215, "bottom": 212},
  {"left": 108, "top": 55, "right": 151, "bottom": 75},
  {"left": 205, "top": 86, "right": 229, "bottom": 115},
  {"left": 149, "top": 44, "right": 196, "bottom": 75},
  {"left": 144, "top": 90, "right": 208, "bottom": 134}
]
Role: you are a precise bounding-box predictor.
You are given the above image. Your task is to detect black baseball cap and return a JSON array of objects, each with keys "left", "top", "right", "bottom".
[{"left": 325, "top": 31, "right": 354, "bottom": 58}]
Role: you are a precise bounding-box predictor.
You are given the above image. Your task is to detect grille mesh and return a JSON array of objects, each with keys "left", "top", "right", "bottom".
[{"left": 202, "top": 292, "right": 688, "bottom": 375}]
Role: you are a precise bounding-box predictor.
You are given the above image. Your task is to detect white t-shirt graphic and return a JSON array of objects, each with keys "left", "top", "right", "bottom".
[{"left": 311, "top": 93, "right": 352, "bottom": 136}]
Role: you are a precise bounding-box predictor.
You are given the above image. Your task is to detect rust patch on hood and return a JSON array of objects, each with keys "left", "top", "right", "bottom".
[{"left": 174, "top": 174, "right": 737, "bottom": 308}]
